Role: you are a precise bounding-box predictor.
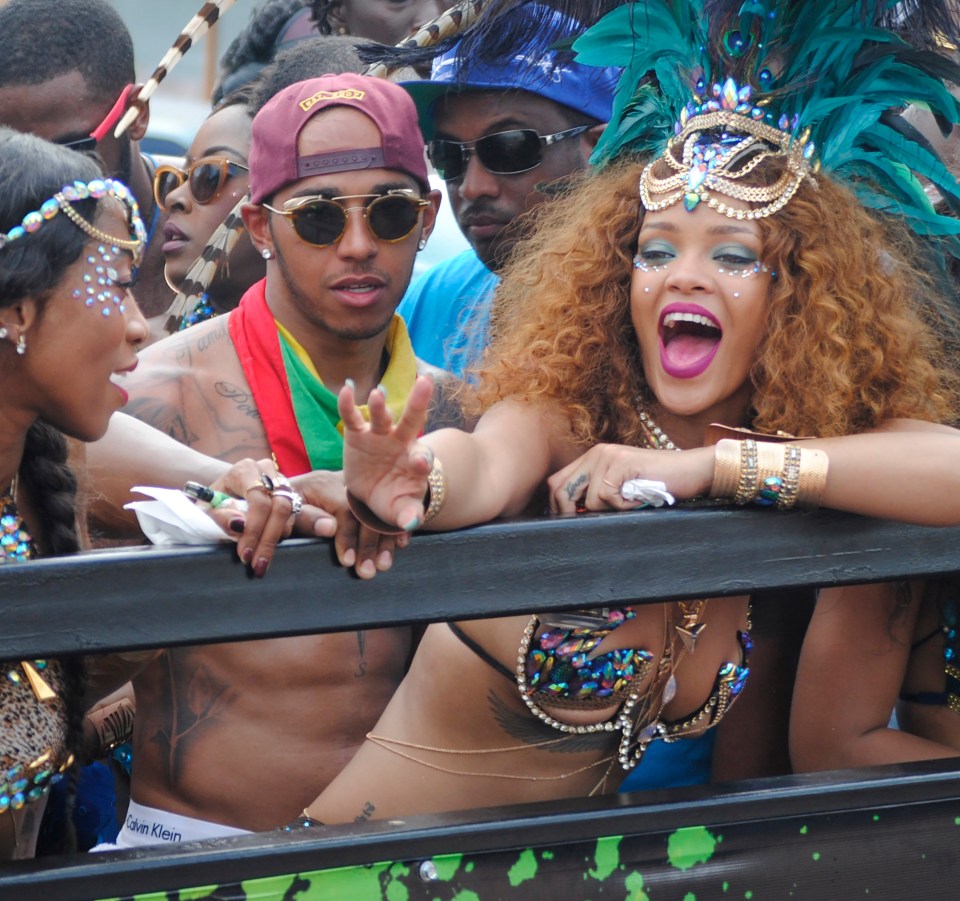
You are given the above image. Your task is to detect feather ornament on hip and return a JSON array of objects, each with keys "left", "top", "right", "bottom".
[
  {"left": 162, "top": 194, "right": 248, "bottom": 334},
  {"left": 364, "top": 0, "right": 488, "bottom": 78},
  {"left": 114, "top": 0, "right": 239, "bottom": 139}
]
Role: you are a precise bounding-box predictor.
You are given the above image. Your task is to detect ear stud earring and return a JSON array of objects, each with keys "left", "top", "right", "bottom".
[{"left": 261, "top": 248, "right": 273, "bottom": 260}]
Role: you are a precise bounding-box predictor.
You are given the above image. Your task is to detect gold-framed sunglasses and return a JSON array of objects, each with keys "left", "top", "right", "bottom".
[
  {"left": 153, "top": 157, "right": 250, "bottom": 212},
  {"left": 262, "top": 189, "right": 429, "bottom": 247}
]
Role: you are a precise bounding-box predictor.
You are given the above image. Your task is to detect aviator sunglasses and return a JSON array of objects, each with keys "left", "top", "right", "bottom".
[
  {"left": 153, "top": 157, "right": 250, "bottom": 212},
  {"left": 427, "top": 125, "right": 592, "bottom": 182},
  {"left": 262, "top": 189, "right": 429, "bottom": 247}
]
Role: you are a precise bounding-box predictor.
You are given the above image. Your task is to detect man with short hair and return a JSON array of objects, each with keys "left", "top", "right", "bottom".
[
  {"left": 0, "top": 0, "right": 171, "bottom": 331},
  {"left": 109, "top": 73, "right": 453, "bottom": 845},
  {"left": 396, "top": 6, "right": 619, "bottom": 376}
]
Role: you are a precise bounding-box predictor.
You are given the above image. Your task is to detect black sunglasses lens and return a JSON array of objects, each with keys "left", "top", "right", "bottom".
[
  {"left": 60, "top": 137, "right": 98, "bottom": 154},
  {"left": 156, "top": 171, "right": 184, "bottom": 208},
  {"left": 477, "top": 130, "right": 541, "bottom": 174},
  {"left": 428, "top": 140, "right": 464, "bottom": 181},
  {"left": 368, "top": 196, "right": 420, "bottom": 241},
  {"left": 291, "top": 201, "right": 347, "bottom": 246},
  {"left": 189, "top": 163, "right": 226, "bottom": 204}
]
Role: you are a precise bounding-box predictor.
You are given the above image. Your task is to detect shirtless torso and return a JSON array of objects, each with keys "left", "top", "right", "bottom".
[{"left": 121, "top": 313, "right": 412, "bottom": 831}]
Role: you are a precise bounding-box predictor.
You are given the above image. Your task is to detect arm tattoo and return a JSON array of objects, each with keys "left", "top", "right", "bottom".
[{"left": 196, "top": 317, "right": 229, "bottom": 354}]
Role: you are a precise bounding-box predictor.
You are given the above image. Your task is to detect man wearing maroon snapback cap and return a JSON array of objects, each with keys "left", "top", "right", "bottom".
[{"left": 105, "top": 74, "right": 458, "bottom": 846}]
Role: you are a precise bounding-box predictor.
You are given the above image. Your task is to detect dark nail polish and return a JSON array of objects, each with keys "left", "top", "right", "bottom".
[{"left": 229, "top": 518, "right": 245, "bottom": 533}]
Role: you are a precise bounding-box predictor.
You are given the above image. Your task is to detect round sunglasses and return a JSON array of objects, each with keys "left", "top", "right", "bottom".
[
  {"left": 153, "top": 157, "right": 250, "bottom": 212},
  {"left": 262, "top": 190, "right": 429, "bottom": 247},
  {"left": 427, "top": 125, "right": 592, "bottom": 182}
]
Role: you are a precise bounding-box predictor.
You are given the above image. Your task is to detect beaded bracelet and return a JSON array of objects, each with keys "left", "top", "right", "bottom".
[{"left": 734, "top": 439, "right": 759, "bottom": 504}]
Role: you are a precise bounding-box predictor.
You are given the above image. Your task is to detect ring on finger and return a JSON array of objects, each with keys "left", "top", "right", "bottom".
[{"left": 271, "top": 487, "right": 303, "bottom": 515}]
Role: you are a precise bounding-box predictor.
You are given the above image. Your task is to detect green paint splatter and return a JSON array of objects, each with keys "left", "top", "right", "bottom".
[
  {"left": 668, "top": 826, "right": 718, "bottom": 871},
  {"left": 543, "top": 850, "right": 554, "bottom": 860},
  {"left": 508, "top": 848, "right": 539, "bottom": 887},
  {"left": 723, "top": 882, "right": 730, "bottom": 892},
  {"left": 588, "top": 835, "right": 623, "bottom": 881},
  {"left": 173, "top": 889, "right": 222, "bottom": 901},
  {"left": 683, "top": 893, "right": 697, "bottom": 900},
  {"left": 955, "top": 816, "right": 960, "bottom": 826},
  {"left": 450, "top": 892, "right": 480, "bottom": 901},
  {"left": 800, "top": 825, "right": 808, "bottom": 835},
  {"left": 872, "top": 814, "right": 880, "bottom": 822},
  {"left": 625, "top": 871, "right": 650, "bottom": 901},
  {"left": 433, "top": 855, "right": 463, "bottom": 881},
  {"left": 745, "top": 892, "right": 753, "bottom": 899},
  {"left": 812, "top": 852, "right": 821, "bottom": 861},
  {"left": 465, "top": 861, "right": 475, "bottom": 873}
]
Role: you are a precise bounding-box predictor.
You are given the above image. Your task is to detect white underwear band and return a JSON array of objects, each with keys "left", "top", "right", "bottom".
[{"left": 114, "top": 799, "right": 252, "bottom": 847}]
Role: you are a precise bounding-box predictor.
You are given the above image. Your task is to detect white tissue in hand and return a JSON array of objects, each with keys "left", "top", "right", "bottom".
[
  {"left": 619, "top": 479, "right": 675, "bottom": 508},
  {"left": 125, "top": 486, "right": 231, "bottom": 546}
]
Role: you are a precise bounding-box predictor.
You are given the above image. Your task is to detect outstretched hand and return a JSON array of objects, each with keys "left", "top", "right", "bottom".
[{"left": 338, "top": 375, "right": 435, "bottom": 532}]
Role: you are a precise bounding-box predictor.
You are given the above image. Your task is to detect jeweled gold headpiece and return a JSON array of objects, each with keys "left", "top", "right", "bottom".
[
  {"left": 573, "top": 1, "right": 960, "bottom": 245},
  {"left": 0, "top": 178, "right": 146, "bottom": 265},
  {"left": 639, "top": 78, "right": 816, "bottom": 220}
]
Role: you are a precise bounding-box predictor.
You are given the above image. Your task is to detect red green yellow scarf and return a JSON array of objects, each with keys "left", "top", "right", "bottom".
[{"left": 229, "top": 278, "right": 418, "bottom": 475}]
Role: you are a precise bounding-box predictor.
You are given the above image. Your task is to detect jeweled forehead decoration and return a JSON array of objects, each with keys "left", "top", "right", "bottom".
[
  {"left": 640, "top": 77, "right": 816, "bottom": 221},
  {"left": 0, "top": 178, "right": 146, "bottom": 265}
]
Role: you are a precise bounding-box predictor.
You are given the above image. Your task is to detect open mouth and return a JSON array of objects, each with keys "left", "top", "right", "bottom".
[{"left": 659, "top": 309, "right": 722, "bottom": 377}]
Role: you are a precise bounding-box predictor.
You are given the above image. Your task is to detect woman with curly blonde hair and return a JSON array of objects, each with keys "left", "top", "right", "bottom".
[{"left": 293, "top": 2, "right": 960, "bottom": 826}]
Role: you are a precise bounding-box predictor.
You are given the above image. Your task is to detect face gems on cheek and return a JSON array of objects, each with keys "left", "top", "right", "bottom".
[{"left": 73, "top": 245, "right": 127, "bottom": 317}]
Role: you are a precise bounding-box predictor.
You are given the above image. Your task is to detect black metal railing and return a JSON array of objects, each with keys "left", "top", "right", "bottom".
[{"left": 2, "top": 506, "right": 960, "bottom": 900}]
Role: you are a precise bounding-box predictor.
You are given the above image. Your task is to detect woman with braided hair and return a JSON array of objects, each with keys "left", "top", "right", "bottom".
[
  {"left": 0, "top": 126, "right": 149, "bottom": 857},
  {"left": 294, "top": 0, "right": 960, "bottom": 825}
]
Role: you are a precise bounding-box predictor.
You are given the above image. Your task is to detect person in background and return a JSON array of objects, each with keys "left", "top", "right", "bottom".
[
  {"left": 0, "top": 0, "right": 171, "bottom": 340},
  {"left": 396, "top": 4, "right": 619, "bottom": 378}
]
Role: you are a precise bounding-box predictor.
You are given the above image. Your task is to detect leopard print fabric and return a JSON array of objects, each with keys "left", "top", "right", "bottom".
[{"left": 0, "top": 660, "right": 69, "bottom": 811}]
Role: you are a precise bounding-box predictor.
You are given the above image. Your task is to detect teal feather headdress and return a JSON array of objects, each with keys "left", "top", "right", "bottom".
[{"left": 573, "top": 0, "right": 960, "bottom": 243}]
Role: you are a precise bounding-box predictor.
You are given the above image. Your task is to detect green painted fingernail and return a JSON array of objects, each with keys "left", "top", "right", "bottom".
[{"left": 402, "top": 516, "right": 421, "bottom": 532}]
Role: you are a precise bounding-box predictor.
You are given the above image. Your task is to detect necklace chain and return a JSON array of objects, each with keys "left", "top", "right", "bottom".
[{"left": 638, "top": 409, "right": 681, "bottom": 451}]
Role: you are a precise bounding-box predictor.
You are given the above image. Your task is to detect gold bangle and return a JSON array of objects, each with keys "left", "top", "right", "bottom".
[
  {"left": 734, "top": 439, "right": 759, "bottom": 504},
  {"left": 796, "top": 447, "right": 829, "bottom": 507},
  {"left": 710, "top": 439, "right": 742, "bottom": 498},
  {"left": 422, "top": 456, "right": 446, "bottom": 523}
]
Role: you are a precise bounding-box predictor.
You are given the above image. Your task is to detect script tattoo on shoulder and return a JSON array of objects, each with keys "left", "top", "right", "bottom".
[
  {"left": 488, "top": 691, "right": 614, "bottom": 752},
  {"left": 196, "top": 317, "right": 230, "bottom": 354},
  {"left": 215, "top": 382, "right": 262, "bottom": 421}
]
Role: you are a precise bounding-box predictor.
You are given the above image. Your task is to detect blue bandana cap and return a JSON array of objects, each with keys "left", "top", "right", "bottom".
[{"left": 401, "top": 5, "right": 621, "bottom": 140}]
